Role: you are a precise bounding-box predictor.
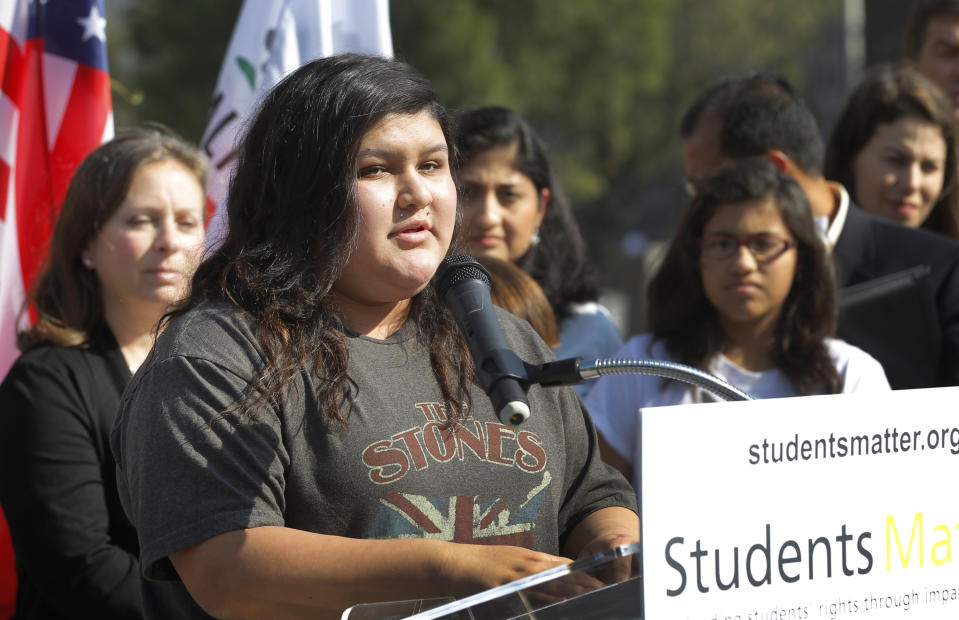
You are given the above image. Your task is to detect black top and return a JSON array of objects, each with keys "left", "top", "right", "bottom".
[
  {"left": 834, "top": 206, "right": 959, "bottom": 389},
  {"left": 0, "top": 325, "right": 141, "bottom": 619}
]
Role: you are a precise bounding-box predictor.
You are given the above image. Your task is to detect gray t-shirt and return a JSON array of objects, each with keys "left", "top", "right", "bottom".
[{"left": 111, "top": 300, "right": 635, "bottom": 615}]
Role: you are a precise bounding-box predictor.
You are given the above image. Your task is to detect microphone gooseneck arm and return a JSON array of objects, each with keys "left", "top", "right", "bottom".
[
  {"left": 531, "top": 357, "right": 753, "bottom": 402},
  {"left": 434, "top": 254, "right": 752, "bottom": 425}
]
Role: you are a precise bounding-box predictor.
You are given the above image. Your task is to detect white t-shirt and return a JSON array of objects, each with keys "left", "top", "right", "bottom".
[{"left": 583, "top": 332, "right": 890, "bottom": 483}]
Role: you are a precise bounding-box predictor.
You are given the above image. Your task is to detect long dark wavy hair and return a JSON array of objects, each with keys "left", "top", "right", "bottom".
[
  {"left": 165, "top": 54, "right": 473, "bottom": 425},
  {"left": 453, "top": 106, "right": 599, "bottom": 320},
  {"left": 19, "top": 125, "right": 206, "bottom": 351},
  {"left": 648, "top": 158, "right": 842, "bottom": 395},
  {"left": 824, "top": 64, "right": 959, "bottom": 241}
]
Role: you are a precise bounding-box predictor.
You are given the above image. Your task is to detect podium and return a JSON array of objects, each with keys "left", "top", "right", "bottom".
[{"left": 341, "top": 543, "right": 642, "bottom": 619}]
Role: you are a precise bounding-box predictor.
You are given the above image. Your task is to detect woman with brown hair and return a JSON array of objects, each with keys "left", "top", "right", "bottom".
[
  {"left": 0, "top": 125, "right": 207, "bottom": 618},
  {"left": 825, "top": 63, "right": 959, "bottom": 240}
]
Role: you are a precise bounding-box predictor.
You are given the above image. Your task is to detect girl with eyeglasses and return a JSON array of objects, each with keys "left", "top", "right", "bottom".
[{"left": 584, "top": 158, "right": 889, "bottom": 483}]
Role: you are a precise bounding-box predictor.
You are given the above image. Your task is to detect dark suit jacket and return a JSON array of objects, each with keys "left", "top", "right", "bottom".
[
  {"left": 833, "top": 205, "right": 959, "bottom": 389},
  {"left": 0, "top": 325, "right": 141, "bottom": 619}
]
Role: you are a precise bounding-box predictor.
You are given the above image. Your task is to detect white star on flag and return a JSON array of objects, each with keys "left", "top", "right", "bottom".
[{"left": 77, "top": 5, "right": 106, "bottom": 43}]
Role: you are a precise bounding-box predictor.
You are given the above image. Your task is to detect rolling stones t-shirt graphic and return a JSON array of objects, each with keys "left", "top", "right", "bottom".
[{"left": 363, "top": 401, "right": 553, "bottom": 546}]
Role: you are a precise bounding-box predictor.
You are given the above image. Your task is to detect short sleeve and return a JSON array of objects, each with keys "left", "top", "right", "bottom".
[
  {"left": 112, "top": 354, "right": 292, "bottom": 580},
  {"left": 831, "top": 339, "right": 892, "bottom": 393},
  {"left": 555, "top": 393, "right": 638, "bottom": 546},
  {"left": 495, "top": 309, "right": 637, "bottom": 545}
]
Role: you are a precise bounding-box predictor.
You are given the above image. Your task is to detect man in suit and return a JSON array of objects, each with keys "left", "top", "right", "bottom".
[{"left": 680, "top": 73, "right": 959, "bottom": 389}]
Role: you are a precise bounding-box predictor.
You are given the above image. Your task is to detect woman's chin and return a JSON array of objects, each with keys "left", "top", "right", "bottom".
[{"left": 395, "top": 256, "right": 445, "bottom": 294}]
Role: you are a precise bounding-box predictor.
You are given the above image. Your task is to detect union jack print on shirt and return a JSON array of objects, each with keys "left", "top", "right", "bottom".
[{"left": 368, "top": 472, "right": 552, "bottom": 548}]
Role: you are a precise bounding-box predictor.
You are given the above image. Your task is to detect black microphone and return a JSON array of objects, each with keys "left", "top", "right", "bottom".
[{"left": 434, "top": 254, "right": 531, "bottom": 426}]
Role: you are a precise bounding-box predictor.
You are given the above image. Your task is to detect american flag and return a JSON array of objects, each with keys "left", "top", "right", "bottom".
[
  {"left": 0, "top": 0, "right": 113, "bottom": 380},
  {"left": 0, "top": 0, "right": 113, "bottom": 611}
]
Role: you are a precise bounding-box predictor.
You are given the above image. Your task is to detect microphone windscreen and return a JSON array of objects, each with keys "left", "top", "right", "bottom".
[{"left": 434, "top": 253, "right": 492, "bottom": 298}]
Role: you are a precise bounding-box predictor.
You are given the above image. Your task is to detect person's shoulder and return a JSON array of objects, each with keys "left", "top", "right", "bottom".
[
  {"left": 825, "top": 337, "right": 885, "bottom": 373},
  {"left": 855, "top": 207, "right": 959, "bottom": 261},
  {"left": 8, "top": 340, "right": 71, "bottom": 367},
  {"left": 496, "top": 305, "right": 554, "bottom": 362},
  {"left": 838, "top": 206, "right": 959, "bottom": 291},
  {"left": 583, "top": 331, "right": 681, "bottom": 412},
  {"left": 566, "top": 301, "right": 613, "bottom": 319},
  {"left": 556, "top": 302, "right": 624, "bottom": 360},
  {"left": 3, "top": 339, "right": 97, "bottom": 383},
  {"left": 561, "top": 302, "right": 621, "bottom": 335},
  {"left": 616, "top": 332, "right": 665, "bottom": 359},
  {"left": 825, "top": 336, "right": 871, "bottom": 360},
  {"left": 151, "top": 300, "right": 262, "bottom": 371},
  {"left": 0, "top": 337, "right": 124, "bottom": 418}
]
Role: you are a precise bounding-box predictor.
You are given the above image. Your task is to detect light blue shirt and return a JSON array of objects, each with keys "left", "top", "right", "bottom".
[{"left": 553, "top": 302, "right": 624, "bottom": 398}]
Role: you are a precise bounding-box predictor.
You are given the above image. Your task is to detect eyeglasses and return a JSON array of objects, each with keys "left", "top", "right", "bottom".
[{"left": 699, "top": 233, "right": 797, "bottom": 263}]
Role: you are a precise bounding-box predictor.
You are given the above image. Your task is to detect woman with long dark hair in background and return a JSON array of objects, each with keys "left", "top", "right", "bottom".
[
  {"left": 825, "top": 63, "right": 959, "bottom": 241},
  {"left": 454, "top": 106, "right": 623, "bottom": 396}
]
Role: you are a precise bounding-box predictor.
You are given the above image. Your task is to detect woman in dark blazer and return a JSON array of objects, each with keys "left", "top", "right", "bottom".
[{"left": 0, "top": 126, "right": 206, "bottom": 619}]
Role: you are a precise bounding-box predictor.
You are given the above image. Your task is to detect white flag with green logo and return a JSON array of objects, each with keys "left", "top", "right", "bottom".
[{"left": 200, "top": 0, "right": 393, "bottom": 249}]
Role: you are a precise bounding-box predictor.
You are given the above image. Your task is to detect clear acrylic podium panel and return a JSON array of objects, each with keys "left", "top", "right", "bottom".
[{"left": 341, "top": 542, "right": 642, "bottom": 620}]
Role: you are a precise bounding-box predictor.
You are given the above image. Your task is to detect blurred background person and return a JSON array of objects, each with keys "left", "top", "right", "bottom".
[
  {"left": 585, "top": 159, "right": 889, "bottom": 484},
  {"left": 906, "top": 0, "right": 959, "bottom": 120},
  {"left": 477, "top": 255, "right": 560, "bottom": 349},
  {"left": 681, "top": 72, "right": 959, "bottom": 389},
  {"left": 825, "top": 64, "right": 959, "bottom": 241},
  {"left": 0, "top": 126, "right": 207, "bottom": 619},
  {"left": 454, "top": 106, "right": 622, "bottom": 395}
]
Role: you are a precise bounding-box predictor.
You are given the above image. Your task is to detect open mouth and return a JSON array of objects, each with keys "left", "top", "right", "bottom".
[{"left": 392, "top": 221, "right": 431, "bottom": 242}]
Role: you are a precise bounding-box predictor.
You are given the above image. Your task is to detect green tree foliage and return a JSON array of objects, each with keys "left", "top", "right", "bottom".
[
  {"left": 393, "top": 1, "right": 838, "bottom": 237},
  {"left": 392, "top": 0, "right": 674, "bottom": 207},
  {"left": 110, "top": 0, "right": 839, "bottom": 231},
  {"left": 107, "top": 0, "right": 242, "bottom": 141},
  {"left": 109, "top": 0, "right": 841, "bottom": 330}
]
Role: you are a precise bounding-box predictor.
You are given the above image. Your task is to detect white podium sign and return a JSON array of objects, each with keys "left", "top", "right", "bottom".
[{"left": 641, "top": 387, "right": 959, "bottom": 620}]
